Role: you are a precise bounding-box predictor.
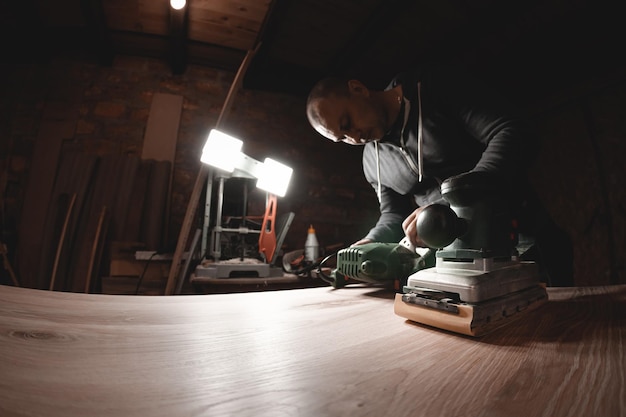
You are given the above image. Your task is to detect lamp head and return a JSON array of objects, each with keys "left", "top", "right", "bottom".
[
  {"left": 200, "top": 129, "right": 293, "bottom": 197},
  {"left": 200, "top": 129, "right": 243, "bottom": 173},
  {"left": 256, "top": 158, "right": 293, "bottom": 197}
]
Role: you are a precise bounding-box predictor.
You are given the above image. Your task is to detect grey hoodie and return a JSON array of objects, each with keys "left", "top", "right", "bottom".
[{"left": 362, "top": 64, "right": 538, "bottom": 243}]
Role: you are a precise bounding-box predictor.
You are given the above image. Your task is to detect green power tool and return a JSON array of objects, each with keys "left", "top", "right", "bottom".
[{"left": 326, "top": 242, "right": 432, "bottom": 290}]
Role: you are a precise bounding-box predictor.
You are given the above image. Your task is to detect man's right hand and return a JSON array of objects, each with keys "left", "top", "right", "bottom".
[{"left": 402, "top": 206, "right": 429, "bottom": 248}]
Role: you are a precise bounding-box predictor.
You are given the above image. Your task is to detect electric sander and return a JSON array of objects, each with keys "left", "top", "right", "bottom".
[
  {"left": 326, "top": 241, "right": 432, "bottom": 290},
  {"left": 393, "top": 171, "right": 548, "bottom": 336}
]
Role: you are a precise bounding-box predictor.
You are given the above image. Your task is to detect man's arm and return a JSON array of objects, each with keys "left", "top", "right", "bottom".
[
  {"left": 432, "top": 65, "right": 539, "bottom": 178},
  {"left": 363, "top": 186, "right": 413, "bottom": 243}
]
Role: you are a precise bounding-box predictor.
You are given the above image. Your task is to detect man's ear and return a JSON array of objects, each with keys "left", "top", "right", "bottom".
[{"left": 347, "top": 80, "right": 369, "bottom": 97}]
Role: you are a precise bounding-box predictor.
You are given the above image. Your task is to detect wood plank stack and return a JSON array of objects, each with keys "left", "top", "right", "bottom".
[
  {"left": 16, "top": 92, "right": 183, "bottom": 294},
  {"left": 16, "top": 153, "right": 172, "bottom": 293}
]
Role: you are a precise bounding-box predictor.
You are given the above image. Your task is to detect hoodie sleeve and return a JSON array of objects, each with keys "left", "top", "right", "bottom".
[
  {"left": 428, "top": 65, "right": 539, "bottom": 179},
  {"left": 361, "top": 145, "right": 414, "bottom": 242},
  {"left": 363, "top": 186, "right": 412, "bottom": 243}
]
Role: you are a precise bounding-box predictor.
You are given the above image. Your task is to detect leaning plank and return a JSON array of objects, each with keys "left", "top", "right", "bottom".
[
  {"left": 142, "top": 93, "right": 182, "bottom": 246},
  {"left": 36, "top": 152, "right": 81, "bottom": 290},
  {"left": 111, "top": 155, "right": 139, "bottom": 241},
  {"left": 142, "top": 160, "right": 171, "bottom": 251},
  {"left": 16, "top": 75, "right": 82, "bottom": 288},
  {"left": 35, "top": 155, "right": 72, "bottom": 290},
  {"left": 49, "top": 193, "right": 77, "bottom": 291},
  {"left": 122, "top": 160, "right": 152, "bottom": 242},
  {"left": 141, "top": 93, "right": 183, "bottom": 163},
  {"left": 69, "top": 156, "right": 119, "bottom": 293},
  {"left": 17, "top": 122, "right": 66, "bottom": 289},
  {"left": 85, "top": 206, "right": 108, "bottom": 293},
  {"left": 165, "top": 47, "right": 257, "bottom": 295},
  {"left": 42, "top": 153, "right": 97, "bottom": 291}
]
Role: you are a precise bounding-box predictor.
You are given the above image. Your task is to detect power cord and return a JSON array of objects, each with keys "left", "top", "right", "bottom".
[{"left": 316, "top": 252, "right": 337, "bottom": 285}]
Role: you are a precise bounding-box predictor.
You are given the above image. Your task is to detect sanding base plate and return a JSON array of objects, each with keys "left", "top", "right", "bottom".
[{"left": 394, "top": 285, "right": 548, "bottom": 337}]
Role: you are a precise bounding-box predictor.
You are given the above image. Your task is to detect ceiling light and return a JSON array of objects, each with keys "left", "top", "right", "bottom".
[{"left": 170, "top": 0, "right": 186, "bottom": 10}]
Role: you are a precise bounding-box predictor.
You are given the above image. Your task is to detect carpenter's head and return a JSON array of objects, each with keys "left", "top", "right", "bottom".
[{"left": 306, "top": 78, "right": 390, "bottom": 145}]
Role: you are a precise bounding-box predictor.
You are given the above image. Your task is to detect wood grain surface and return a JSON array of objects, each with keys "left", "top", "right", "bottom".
[{"left": 1, "top": 284, "right": 624, "bottom": 417}]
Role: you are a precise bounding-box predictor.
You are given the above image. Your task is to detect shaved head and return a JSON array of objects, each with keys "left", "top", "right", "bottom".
[
  {"left": 306, "top": 77, "right": 399, "bottom": 145},
  {"left": 306, "top": 77, "right": 350, "bottom": 128}
]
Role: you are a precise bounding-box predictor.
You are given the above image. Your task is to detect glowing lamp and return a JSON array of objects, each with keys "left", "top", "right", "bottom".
[
  {"left": 200, "top": 129, "right": 243, "bottom": 173},
  {"left": 200, "top": 129, "right": 293, "bottom": 196},
  {"left": 256, "top": 157, "right": 293, "bottom": 197},
  {"left": 170, "top": 0, "right": 186, "bottom": 10}
]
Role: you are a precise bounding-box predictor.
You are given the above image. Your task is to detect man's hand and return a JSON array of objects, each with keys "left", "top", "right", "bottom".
[
  {"left": 402, "top": 206, "right": 428, "bottom": 247},
  {"left": 351, "top": 238, "right": 372, "bottom": 246}
]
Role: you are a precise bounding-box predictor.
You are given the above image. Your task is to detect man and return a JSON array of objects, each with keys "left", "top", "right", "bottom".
[{"left": 306, "top": 64, "right": 573, "bottom": 286}]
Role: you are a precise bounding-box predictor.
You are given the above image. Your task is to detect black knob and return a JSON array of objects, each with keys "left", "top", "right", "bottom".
[{"left": 416, "top": 204, "right": 466, "bottom": 249}]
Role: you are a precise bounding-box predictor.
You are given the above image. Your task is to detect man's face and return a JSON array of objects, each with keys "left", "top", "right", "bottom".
[{"left": 312, "top": 80, "right": 390, "bottom": 145}]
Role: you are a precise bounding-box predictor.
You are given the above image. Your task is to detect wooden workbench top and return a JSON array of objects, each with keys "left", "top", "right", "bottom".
[{"left": 1, "top": 284, "right": 624, "bottom": 417}]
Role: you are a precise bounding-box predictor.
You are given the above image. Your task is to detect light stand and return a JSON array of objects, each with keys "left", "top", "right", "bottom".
[{"left": 192, "top": 129, "right": 293, "bottom": 280}]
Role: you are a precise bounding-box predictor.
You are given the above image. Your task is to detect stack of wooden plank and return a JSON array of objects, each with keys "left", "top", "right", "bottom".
[
  {"left": 16, "top": 92, "right": 183, "bottom": 294},
  {"left": 17, "top": 152, "right": 172, "bottom": 292}
]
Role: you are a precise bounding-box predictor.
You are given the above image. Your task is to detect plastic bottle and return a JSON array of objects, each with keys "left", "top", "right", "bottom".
[{"left": 304, "top": 224, "right": 319, "bottom": 262}]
